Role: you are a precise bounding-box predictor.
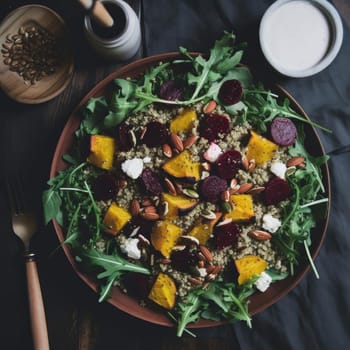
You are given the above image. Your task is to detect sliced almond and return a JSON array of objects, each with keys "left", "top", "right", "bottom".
[
  {"left": 230, "top": 178, "right": 238, "bottom": 189},
  {"left": 118, "top": 179, "right": 128, "bottom": 189},
  {"left": 164, "top": 177, "right": 177, "bottom": 195},
  {"left": 170, "top": 132, "right": 184, "bottom": 152},
  {"left": 141, "top": 198, "right": 153, "bottom": 207},
  {"left": 140, "top": 212, "right": 159, "bottom": 221},
  {"left": 201, "top": 162, "right": 211, "bottom": 171},
  {"left": 199, "top": 245, "right": 213, "bottom": 262},
  {"left": 144, "top": 205, "right": 157, "bottom": 214},
  {"left": 287, "top": 156, "right": 305, "bottom": 167},
  {"left": 159, "top": 258, "right": 171, "bottom": 264},
  {"left": 159, "top": 201, "right": 169, "bottom": 217},
  {"left": 140, "top": 126, "right": 147, "bottom": 140},
  {"left": 221, "top": 189, "right": 231, "bottom": 202},
  {"left": 211, "top": 264, "right": 222, "bottom": 275},
  {"left": 183, "top": 135, "right": 199, "bottom": 149},
  {"left": 237, "top": 183, "right": 253, "bottom": 194},
  {"left": 248, "top": 159, "right": 256, "bottom": 173},
  {"left": 217, "top": 218, "right": 233, "bottom": 227},
  {"left": 203, "top": 100, "right": 217, "bottom": 114},
  {"left": 248, "top": 230, "right": 272, "bottom": 241},
  {"left": 241, "top": 155, "right": 249, "bottom": 171},
  {"left": 130, "top": 199, "right": 140, "bottom": 217},
  {"left": 188, "top": 277, "right": 202, "bottom": 285},
  {"left": 162, "top": 143, "right": 172, "bottom": 158},
  {"left": 248, "top": 186, "right": 265, "bottom": 195},
  {"left": 128, "top": 130, "right": 137, "bottom": 147}
]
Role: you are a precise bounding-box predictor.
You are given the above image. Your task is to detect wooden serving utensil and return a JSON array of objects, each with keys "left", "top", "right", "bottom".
[{"left": 78, "top": 0, "right": 114, "bottom": 27}]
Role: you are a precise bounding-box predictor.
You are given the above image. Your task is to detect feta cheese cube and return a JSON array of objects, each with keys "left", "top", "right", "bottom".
[
  {"left": 255, "top": 271, "right": 272, "bottom": 292},
  {"left": 204, "top": 142, "right": 223, "bottom": 163},
  {"left": 120, "top": 238, "right": 141, "bottom": 260},
  {"left": 262, "top": 213, "right": 281, "bottom": 233},
  {"left": 270, "top": 161, "right": 287, "bottom": 179},
  {"left": 121, "top": 158, "right": 144, "bottom": 179}
]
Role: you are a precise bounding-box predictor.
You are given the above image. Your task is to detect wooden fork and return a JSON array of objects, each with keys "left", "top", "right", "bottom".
[{"left": 6, "top": 176, "right": 50, "bottom": 350}]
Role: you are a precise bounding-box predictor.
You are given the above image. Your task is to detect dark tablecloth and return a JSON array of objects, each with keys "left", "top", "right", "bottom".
[{"left": 1, "top": 1, "right": 349, "bottom": 349}]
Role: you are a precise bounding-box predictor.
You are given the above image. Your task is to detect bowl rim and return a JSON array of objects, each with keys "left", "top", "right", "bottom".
[
  {"left": 259, "top": 0, "right": 343, "bottom": 78},
  {"left": 50, "top": 52, "right": 331, "bottom": 328}
]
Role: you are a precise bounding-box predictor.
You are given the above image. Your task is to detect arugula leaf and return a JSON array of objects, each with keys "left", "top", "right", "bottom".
[{"left": 76, "top": 247, "right": 150, "bottom": 302}]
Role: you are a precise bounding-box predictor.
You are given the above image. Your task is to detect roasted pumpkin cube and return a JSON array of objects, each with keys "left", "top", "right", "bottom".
[
  {"left": 161, "top": 192, "right": 197, "bottom": 219},
  {"left": 234, "top": 255, "right": 268, "bottom": 285},
  {"left": 87, "top": 135, "right": 115, "bottom": 170},
  {"left": 170, "top": 109, "right": 198, "bottom": 134},
  {"left": 187, "top": 212, "right": 222, "bottom": 244},
  {"left": 148, "top": 272, "right": 176, "bottom": 310},
  {"left": 246, "top": 131, "right": 278, "bottom": 166},
  {"left": 162, "top": 150, "right": 201, "bottom": 182},
  {"left": 151, "top": 221, "right": 182, "bottom": 258},
  {"left": 103, "top": 202, "right": 131, "bottom": 235},
  {"left": 224, "top": 194, "right": 254, "bottom": 222}
]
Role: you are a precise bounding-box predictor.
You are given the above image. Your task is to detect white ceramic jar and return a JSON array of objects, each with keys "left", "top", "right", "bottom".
[{"left": 84, "top": 0, "right": 141, "bottom": 61}]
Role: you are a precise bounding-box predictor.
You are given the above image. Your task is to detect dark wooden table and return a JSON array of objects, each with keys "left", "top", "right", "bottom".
[{"left": 1, "top": 1, "right": 349, "bottom": 349}]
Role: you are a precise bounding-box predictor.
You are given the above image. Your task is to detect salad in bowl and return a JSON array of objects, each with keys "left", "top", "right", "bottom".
[{"left": 44, "top": 32, "right": 330, "bottom": 336}]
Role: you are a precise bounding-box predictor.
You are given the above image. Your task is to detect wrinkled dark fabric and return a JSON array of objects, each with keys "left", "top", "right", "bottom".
[{"left": 143, "top": 0, "right": 350, "bottom": 349}]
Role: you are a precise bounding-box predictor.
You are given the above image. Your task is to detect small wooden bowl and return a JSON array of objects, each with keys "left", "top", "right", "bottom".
[{"left": 0, "top": 5, "right": 74, "bottom": 104}]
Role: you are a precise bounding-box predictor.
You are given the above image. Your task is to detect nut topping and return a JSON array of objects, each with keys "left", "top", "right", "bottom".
[
  {"left": 248, "top": 230, "right": 272, "bottom": 241},
  {"left": 170, "top": 132, "right": 184, "bottom": 152},
  {"left": 199, "top": 245, "right": 213, "bottom": 262},
  {"left": 287, "top": 156, "right": 305, "bottom": 167}
]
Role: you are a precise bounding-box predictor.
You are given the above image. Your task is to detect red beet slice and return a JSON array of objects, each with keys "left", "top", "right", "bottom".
[
  {"left": 142, "top": 121, "right": 168, "bottom": 147},
  {"left": 216, "top": 150, "right": 241, "bottom": 179},
  {"left": 198, "top": 114, "right": 230, "bottom": 142},
  {"left": 270, "top": 117, "right": 298, "bottom": 146},
  {"left": 123, "top": 273, "right": 151, "bottom": 299},
  {"left": 92, "top": 173, "right": 119, "bottom": 200},
  {"left": 170, "top": 246, "right": 199, "bottom": 273},
  {"left": 159, "top": 80, "right": 184, "bottom": 101},
  {"left": 218, "top": 79, "right": 243, "bottom": 105},
  {"left": 140, "top": 168, "right": 163, "bottom": 195},
  {"left": 264, "top": 177, "right": 292, "bottom": 205},
  {"left": 117, "top": 122, "right": 132, "bottom": 151},
  {"left": 215, "top": 221, "right": 241, "bottom": 249},
  {"left": 200, "top": 175, "right": 227, "bottom": 203}
]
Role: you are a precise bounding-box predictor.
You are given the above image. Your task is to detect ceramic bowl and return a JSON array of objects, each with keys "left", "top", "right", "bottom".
[
  {"left": 50, "top": 53, "right": 330, "bottom": 327},
  {"left": 259, "top": 0, "right": 343, "bottom": 78}
]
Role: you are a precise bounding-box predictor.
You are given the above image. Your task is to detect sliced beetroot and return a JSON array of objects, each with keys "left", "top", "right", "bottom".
[
  {"left": 198, "top": 114, "right": 230, "bottom": 142},
  {"left": 216, "top": 150, "right": 242, "bottom": 179},
  {"left": 270, "top": 117, "right": 298, "bottom": 146},
  {"left": 264, "top": 176, "right": 292, "bottom": 205},
  {"left": 218, "top": 79, "right": 243, "bottom": 105},
  {"left": 140, "top": 168, "right": 163, "bottom": 195},
  {"left": 92, "top": 173, "right": 119, "bottom": 200},
  {"left": 159, "top": 80, "right": 184, "bottom": 101},
  {"left": 123, "top": 273, "right": 151, "bottom": 299},
  {"left": 200, "top": 175, "right": 227, "bottom": 203},
  {"left": 215, "top": 221, "right": 241, "bottom": 250},
  {"left": 117, "top": 122, "right": 132, "bottom": 151},
  {"left": 170, "top": 246, "right": 199, "bottom": 273},
  {"left": 142, "top": 121, "right": 168, "bottom": 147}
]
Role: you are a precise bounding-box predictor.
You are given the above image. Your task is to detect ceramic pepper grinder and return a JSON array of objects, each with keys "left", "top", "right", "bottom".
[{"left": 84, "top": 0, "right": 141, "bottom": 61}]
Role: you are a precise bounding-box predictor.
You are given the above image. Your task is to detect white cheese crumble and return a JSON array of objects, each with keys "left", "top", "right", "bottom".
[
  {"left": 121, "top": 158, "right": 144, "bottom": 179},
  {"left": 203, "top": 142, "right": 223, "bottom": 163},
  {"left": 120, "top": 238, "right": 141, "bottom": 260},
  {"left": 255, "top": 271, "right": 272, "bottom": 292},
  {"left": 143, "top": 156, "right": 152, "bottom": 163},
  {"left": 270, "top": 161, "right": 287, "bottom": 179},
  {"left": 198, "top": 268, "right": 207, "bottom": 278},
  {"left": 262, "top": 213, "right": 281, "bottom": 233}
]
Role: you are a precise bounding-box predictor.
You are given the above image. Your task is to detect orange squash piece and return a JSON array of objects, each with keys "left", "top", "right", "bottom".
[
  {"left": 162, "top": 150, "right": 201, "bottom": 182},
  {"left": 148, "top": 272, "right": 177, "bottom": 310},
  {"left": 87, "top": 135, "right": 115, "bottom": 170},
  {"left": 187, "top": 212, "right": 222, "bottom": 244},
  {"left": 151, "top": 221, "right": 182, "bottom": 258},
  {"left": 234, "top": 255, "right": 268, "bottom": 285},
  {"left": 170, "top": 108, "right": 198, "bottom": 134},
  {"left": 246, "top": 131, "right": 278, "bottom": 166},
  {"left": 224, "top": 194, "right": 255, "bottom": 222},
  {"left": 161, "top": 192, "right": 197, "bottom": 219},
  {"left": 103, "top": 202, "right": 131, "bottom": 235}
]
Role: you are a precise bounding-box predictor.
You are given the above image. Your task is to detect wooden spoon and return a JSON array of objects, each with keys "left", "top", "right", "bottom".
[{"left": 78, "top": 0, "right": 114, "bottom": 27}]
